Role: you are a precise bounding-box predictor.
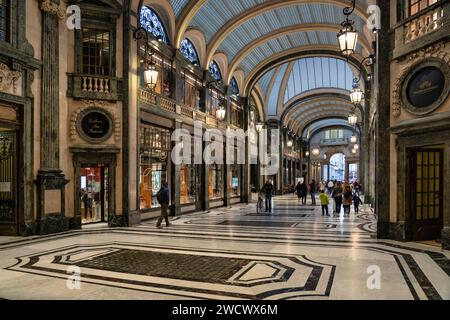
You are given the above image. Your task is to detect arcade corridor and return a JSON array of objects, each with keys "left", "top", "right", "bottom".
[{"left": 0, "top": 0, "right": 449, "bottom": 303}]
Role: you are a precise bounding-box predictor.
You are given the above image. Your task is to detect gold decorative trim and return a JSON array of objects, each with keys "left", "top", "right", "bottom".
[
  {"left": 392, "top": 42, "right": 450, "bottom": 118},
  {"left": 0, "top": 63, "right": 21, "bottom": 94},
  {"left": 40, "top": 0, "right": 66, "bottom": 19}
]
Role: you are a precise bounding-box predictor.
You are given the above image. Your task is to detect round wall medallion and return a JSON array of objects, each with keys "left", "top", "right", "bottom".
[
  {"left": 401, "top": 60, "right": 450, "bottom": 115},
  {"left": 76, "top": 108, "right": 114, "bottom": 143}
]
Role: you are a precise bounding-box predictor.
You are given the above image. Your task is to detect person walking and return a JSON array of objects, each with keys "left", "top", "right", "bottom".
[
  {"left": 327, "top": 180, "right": 334, "bottom": 195},
  {"left": 353, "top": 192, "right": 363, "bottom": 214},
  {"left": 156, "top": 182, "right": 171, "bottom": 228},
  {"left": 319, "top": 189, "right": 330, "bottom": 216},
  {"left": 342, "top": 183, "right": 353, "bottom": 216},
  {"left": 309, "top": 179, "right": 317, "bottom": 206},
  {"left": 263, "top": 179, "right": 275, "bottom": 212},
  {"left": 332, "top": 182, "right": 343, "bottom": 217},
  {"left": 295, "top": 181, "right": 302, "bottom": 203},
  {"left": 81, "top": 188, "right": 92, "bottom": 220},
  {"left": 300, "top": 181, "right": 308, "bottom": 205}
]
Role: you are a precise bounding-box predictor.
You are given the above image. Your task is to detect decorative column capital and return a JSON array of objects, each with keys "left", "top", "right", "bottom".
[{"left": 40, "top": 0, "right": 65, "bottom": 19}]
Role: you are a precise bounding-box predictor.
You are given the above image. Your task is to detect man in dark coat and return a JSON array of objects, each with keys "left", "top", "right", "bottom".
[
  {"left": 263, "top": 179, "right": 275, "bottom": 212},
  {"left": 156, "top": 182, "right": 171, "bottom": 228}
]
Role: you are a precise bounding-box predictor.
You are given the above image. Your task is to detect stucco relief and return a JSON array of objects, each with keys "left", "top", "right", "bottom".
[
  {"left": 40, "top": 0, "right": 66, "bottom": 19},
  {"left": 70, "top": 100, "right": 121, "bottom": 143},
  {"left": 392, "top": 42, "right": 450, "bottom": 118},
  {"left": 0, "top": 64, "right": 21, "bottom": 96}
]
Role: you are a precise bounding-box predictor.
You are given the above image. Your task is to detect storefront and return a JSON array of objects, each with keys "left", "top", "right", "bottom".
[
  {"left": 0, "top": 104, "right": 20, "bottom": 235},
  {"left": 139, "top": 123, "right": 171, "bottom": 211}
]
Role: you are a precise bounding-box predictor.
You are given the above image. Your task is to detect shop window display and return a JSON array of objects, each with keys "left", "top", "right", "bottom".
[
  {"left": 140, "top": 124, "right": 171, "bottom": 209},
  {"left": 209, "top": 163, "right": 223, "bottom": 199},
  {"left": 208, "top": 88, "right": 224, "bottom": 117},
  {"left": 180, "top": 70, "right": 201, "bottom": 110}
]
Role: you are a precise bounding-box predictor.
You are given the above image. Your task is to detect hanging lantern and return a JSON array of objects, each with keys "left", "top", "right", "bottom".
[
  {"left": 350, "top": 83, "right": 364, "bottom": 105},
  {"left": 144, "top": 63, "right": 159, "bottom": 91},
  {"left": 337, "top": 22, "right": 358, "bottom": 57},
  {"left": 350, "top": 135, "right": 357, "bottom": 144},
  {"left": 305, "top": 151, "right": 310, "bottom": 157},
  {"left": 216, "top": 106, "right": 226, "bottom": 121},
  {"left": 351, "top": 148, "right": 357, "bottom": 154},
  {"left": 312, "top": 148, "right": 320, "bottom": 156},
  {"left": 287, "top": 140, "right": 293, "bottom": 148},
  {"left": 337, "top": 0, "right": 358, "bottom": 57},
  {"left": 353, "top": 144, "right": 359, "bottom": 150},
  {"left": 255, "top": 123, "right": 263, "bottom": 133},
  {"left": 348, "top": 111, "right": 358, "bottom": 126}
]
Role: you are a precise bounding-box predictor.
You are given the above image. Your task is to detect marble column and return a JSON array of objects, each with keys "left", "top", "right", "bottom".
[
  {"left": 376, "top": 0, "right": 392, "bottom": 238},
  {"left": 35, "top": 0, "right": 68, "bottom": 235},
  {"left": 242, "top": 97, "right": 250, "bottom": 203},
  {"left": 172, "top": 119, "right": 182, "bottom": 216}
]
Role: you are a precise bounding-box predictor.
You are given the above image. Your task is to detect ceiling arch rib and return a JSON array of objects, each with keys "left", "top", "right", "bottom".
[
  {"left": 283, "top": 57, "right": 355, "bottom": 104},
  {"left": 305, "top": 119, "right": 361, "bottom": 139},
  {"left": 294, "top": 109, "right": 361, "bottom": 135},
  {"left": 300, "top": 115, "right": 362, "bottom": 138},
  {"left": 226, "top": 24, "right": 369, "bottom": 83},
  {"left": 172, "top": 0, "right": 370, "bottom": 49},
  {"left": 243, "top": 47, "right": 366, "bottom": 96},
  {"left": 201, "top": 0, "right": 371, "bottom": 66},
  {"left": 285, "top": 103, "right": 356, "bottom": 129}
]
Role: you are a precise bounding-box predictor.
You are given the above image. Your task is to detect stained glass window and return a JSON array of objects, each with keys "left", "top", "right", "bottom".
[
  {"left": 209, "top": 60, "right": 222, "bottom": 83},
  {"left": 230, "top": 77, "right": 239, "bottom": 96},
  {"left": 140, "top": 6, "right": 169, "bottom": 44},
  {"left": 180, "top": 38, "right": 200, "bottom": 66}
]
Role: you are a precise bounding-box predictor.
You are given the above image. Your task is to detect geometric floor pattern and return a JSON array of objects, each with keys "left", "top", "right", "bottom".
[{"left": 0, "top": 195, "right": 449, "bottom": 300}]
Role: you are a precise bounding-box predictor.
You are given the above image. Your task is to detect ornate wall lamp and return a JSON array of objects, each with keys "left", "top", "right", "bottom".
[
  {"left": 337, "top": 0, "right": 358, "bottom": 57},
  {"left": 134, "top": 27, "right": 159, "bottom": 91}
]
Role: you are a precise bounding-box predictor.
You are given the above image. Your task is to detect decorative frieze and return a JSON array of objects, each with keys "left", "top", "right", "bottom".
[{"left": 0, "top": 64, "right": 21, "bottom": 96}]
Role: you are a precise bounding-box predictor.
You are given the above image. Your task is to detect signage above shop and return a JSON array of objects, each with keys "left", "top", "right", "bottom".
[
  {"left": 406, "top": 66, "right": 445, "bottom": 108},
  {"left": 401, "top": 60, "right": 449, "bottom": 116},
  {"left": 76, "top": 108, "right": 114, "bottom": 143}
]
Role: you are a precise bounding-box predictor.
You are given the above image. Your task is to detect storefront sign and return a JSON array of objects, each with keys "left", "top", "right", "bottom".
[
  {"left": 81, "top": 112, "right": 111, "bottom": 139},
  {"left": 77, "top": 108, "right": 114, "bottom": 143},
  {"left": 406, "top": 66, "right": 445, "bottom": 108}
]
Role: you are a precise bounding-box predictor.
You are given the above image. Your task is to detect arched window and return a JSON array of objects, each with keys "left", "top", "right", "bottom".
[
  {"left": 180, "top": 38, "right": 200, "bottom": 66},
  {"left": 230, "top": 77, "right": 239, "bottom": 96},
  {"left": 209, "top": 60, "right": 222, "bottom": 83},
  {"left": 140, "top": 6, "right": 169, "bottom": 44}
]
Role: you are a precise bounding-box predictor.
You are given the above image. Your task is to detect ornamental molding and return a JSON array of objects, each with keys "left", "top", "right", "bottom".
[
  {"left": 392, "top": 42, "right": 450, "bottom": 118},
  {"left": 70, "top": 101, "right": 120, "bottom": 143},
  {"left": 0, "top": 63, "right": 21, "bottom": 94},
  {"left": 40, "top": 0, "right": 66, "bottom": 19}
]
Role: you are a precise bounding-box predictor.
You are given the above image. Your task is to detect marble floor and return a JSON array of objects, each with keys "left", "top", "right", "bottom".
[{"left": 0, "top": 195, "right": 449, "bottom": 300}]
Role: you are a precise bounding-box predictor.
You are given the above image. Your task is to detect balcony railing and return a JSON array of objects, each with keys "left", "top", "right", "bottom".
[
  {"left": 67, "top": 74, "right": 122, "bottom": 101},
  {"left": 138, "top": 88, "right": 237, "bottom": 129},
  {"left": 404, "top": 6, "right": 444, "bottom": 43}
]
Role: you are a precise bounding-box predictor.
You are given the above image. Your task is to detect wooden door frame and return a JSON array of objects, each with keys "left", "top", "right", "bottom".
[
  {"left": 0, "top": 124, "right": 19, "bottom": 235},
  {"left": 395, "top": 125, "right": 450, "bottom": 242},
  {"left": 70, "top": 146, "right": 119, "bottom": 229},
  {"left": 410, "top": 148, "right": 444, "bottom": 240}
]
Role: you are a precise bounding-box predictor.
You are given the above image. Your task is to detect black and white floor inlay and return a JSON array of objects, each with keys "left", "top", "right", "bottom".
[{"left": 0, "top": 195, "right": 449, "bottom": 300}]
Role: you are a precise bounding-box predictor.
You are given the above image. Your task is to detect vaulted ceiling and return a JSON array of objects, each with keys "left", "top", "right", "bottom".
[{"left": 163, "top": 0, "right": 374, "bottom": 135}]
